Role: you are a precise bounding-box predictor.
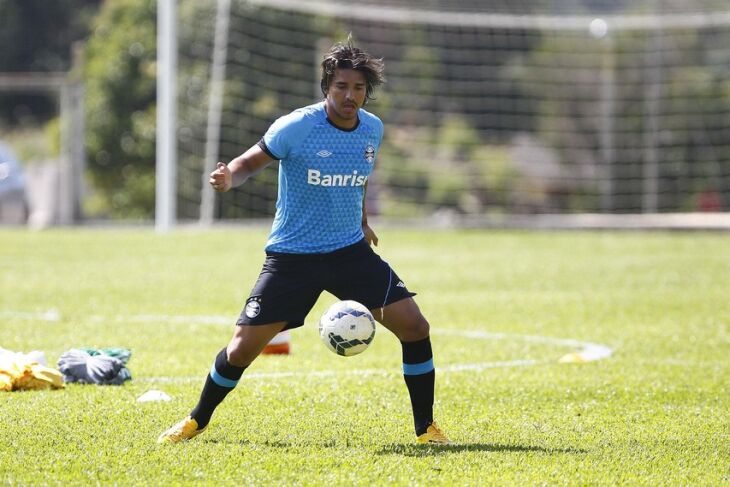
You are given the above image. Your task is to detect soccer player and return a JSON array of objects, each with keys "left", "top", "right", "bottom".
[{"left": 158, "top": 39, "right": 450, "bottom": 445}]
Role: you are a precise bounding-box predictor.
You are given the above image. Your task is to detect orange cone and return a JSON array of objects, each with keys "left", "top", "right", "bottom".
[{"left": 262, "top": 330, "right": 291, "bottom": 355}]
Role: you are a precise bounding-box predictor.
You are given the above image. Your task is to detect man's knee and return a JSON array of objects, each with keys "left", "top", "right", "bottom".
[
  {"left": 226, "top": 332, "right": 260, "bottom": 367},
  {"left": 226, "top": 322, "right": 287, "bottom": 367},
  {"left": 226, "top": 339, "right": 253, "bottom": 367},
  {"left": 401, "top": 314, "right": 430, "bottom": 342}
]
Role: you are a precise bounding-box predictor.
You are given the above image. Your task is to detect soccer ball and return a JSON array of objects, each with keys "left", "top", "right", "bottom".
[{"left": 319, "top": 300, "right": 376, "bottom": 356}]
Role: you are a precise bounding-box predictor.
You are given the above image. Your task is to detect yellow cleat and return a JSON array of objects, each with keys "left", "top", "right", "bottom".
[
  {"left": 416, "top": 422, "right": 452, "bottom": 445},
  {"left": 157, "top": 416, "right": 207, "bottom": 444}
]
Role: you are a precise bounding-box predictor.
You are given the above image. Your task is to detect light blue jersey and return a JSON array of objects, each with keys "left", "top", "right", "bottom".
[{"left": 260, "top": 102, "right": 383, "bottom": 254}]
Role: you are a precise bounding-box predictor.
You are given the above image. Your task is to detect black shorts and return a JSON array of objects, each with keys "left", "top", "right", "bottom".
[{"left": 236, "top": 239, "right": 416, "bottom": 330}]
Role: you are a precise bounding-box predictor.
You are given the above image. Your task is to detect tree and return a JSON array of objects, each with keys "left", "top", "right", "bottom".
[
  {"left": 516, "top": 26, "right": 730, "bottom": 212},
  {"left": 84, "top": 0, "right": 157, "bottom": 218}
]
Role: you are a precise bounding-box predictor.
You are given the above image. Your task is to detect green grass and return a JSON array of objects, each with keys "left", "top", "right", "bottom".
[{"left": 1, "top": 228, "right": 728, "bottom": 485}]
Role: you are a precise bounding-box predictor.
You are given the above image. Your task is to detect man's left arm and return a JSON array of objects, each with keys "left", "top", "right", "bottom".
[{"left": 362, "top": 182, "right": 378, "bottom": 247}]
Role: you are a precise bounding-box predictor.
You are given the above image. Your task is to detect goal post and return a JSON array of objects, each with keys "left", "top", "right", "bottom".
[
  {"left": 155, "top": 0, "right": 177, "bottom": 233},
  {"left": 166, "top": 0, "right": 730, "bottom": 229}
]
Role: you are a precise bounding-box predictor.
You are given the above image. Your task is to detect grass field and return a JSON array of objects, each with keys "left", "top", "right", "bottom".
[{"left": 1, "top": 228, "right": 728, "bottom": 485}]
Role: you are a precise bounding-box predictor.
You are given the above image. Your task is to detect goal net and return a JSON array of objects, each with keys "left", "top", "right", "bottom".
[{"left": 174, "top": 0, "right": 730, "bottom": 227}]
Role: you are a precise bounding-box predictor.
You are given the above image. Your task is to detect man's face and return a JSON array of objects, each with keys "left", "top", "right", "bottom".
[{"left": 324, "top": 68, "right": 367, "bottom": 128}]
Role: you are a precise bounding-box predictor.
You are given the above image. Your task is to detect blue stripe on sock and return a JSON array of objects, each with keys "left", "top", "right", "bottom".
[
  {"left": 209, "top": 364, "right": 239, "bottom": 388},
  {"left": 402, "top": 358, "right": 434, "bottom": 376}
]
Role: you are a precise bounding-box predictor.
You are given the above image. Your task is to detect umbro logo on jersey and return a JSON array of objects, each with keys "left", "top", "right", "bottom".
[{"left": 316, "top": 150, "right": 333, "bottom": 158}]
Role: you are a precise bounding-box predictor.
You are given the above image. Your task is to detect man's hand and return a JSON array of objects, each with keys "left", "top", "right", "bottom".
[
  {"left": 209, "top": 162, "right": 232, "bottom": 192},
  {"left": 363, "top": 222, "right": 378, "bottom": 247}
]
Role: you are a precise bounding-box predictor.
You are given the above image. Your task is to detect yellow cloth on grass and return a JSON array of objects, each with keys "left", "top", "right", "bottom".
[{"left": 0, "top": 354, "right": 65, "bottom": 391}]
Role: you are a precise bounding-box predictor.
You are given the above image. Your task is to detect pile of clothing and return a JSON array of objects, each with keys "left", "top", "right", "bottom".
[
  {"left": 0, "top": 348, "right": 64, "bottom": 391},
  {"left": 57, "top": 348, "right": 132, "bottom": 385},
  {"left": 1, "top": 346, "right": 133, "bottom": 391}
]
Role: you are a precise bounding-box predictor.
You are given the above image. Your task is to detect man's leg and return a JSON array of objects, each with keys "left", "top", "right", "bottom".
[
  {"left": 158, "top": 322, "right": 286, "bottom": 443},
  {"left": 190, "top": 321, "right": 287, "bottom": 427},
  {"left": 375, "top": 298, "right": 450, "bottom": 444}
]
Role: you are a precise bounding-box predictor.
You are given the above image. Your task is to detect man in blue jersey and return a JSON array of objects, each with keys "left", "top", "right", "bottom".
[{"left": 158, "top": 40, "right": 450, "bottom": 445}]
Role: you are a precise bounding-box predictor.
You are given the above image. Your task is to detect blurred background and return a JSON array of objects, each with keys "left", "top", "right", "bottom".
[{"left": 1, "top": 0, "right": 729, "bottom": 229}]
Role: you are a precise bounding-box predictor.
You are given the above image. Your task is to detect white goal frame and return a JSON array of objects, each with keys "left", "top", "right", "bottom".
[{"left": 157, "top": 1, "right": 730, "bottom": 230}]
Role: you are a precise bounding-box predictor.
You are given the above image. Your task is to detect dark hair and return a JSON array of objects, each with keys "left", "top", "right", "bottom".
[{"left": 320, "top": 37, "right": 385, "bottom": 104}]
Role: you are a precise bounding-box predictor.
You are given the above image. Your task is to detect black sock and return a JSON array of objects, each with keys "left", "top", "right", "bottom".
[
  {"left": 401, "top": 337, "right": 435, "bottom": 436},
  {"left": 190, "top": 348, "right": 246, "bottom": 429}
]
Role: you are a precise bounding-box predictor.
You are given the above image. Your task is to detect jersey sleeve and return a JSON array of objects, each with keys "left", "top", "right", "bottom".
[
  {"left": 375, "top": 118, "right": 384, "bottom": 151},
  {"left": 262, "top": 109, "right": 311, "bottom": 161},
  {"left": 359, "top": 108, "right": 385, "bottom": 153}
]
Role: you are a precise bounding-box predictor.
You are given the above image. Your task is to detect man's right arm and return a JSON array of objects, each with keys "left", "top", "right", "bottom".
[{"left": 209, "top": 144, "right": 275, "bottom": 192}]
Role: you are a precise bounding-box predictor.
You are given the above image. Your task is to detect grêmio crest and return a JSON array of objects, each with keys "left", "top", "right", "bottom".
[{"left": 364, "top": 144, "right": 376, "bottom": 164}]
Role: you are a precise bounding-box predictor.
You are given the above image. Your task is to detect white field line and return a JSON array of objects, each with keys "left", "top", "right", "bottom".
[
  {"left": 0, "top": 309, "right": 61, "bottom": 321},
  {"left": 99, "top": 314, "right": 233, "bottom": 325},
  {"left": 4, "top": 310, "right": 612, "bottom": 374},
  {"left": 434, "top": 329, "right": 613, "bottom": 362},
  {"left": 140, "top": 359, "right": 540, "bottom": 384},
  {"left": 1, "top": 310, "right": 233, "bottom": 325}
]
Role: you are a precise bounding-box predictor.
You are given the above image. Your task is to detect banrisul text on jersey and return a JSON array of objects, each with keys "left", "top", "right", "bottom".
[{"left": 307, "top": 169, "right": 368, "bottom": 187}]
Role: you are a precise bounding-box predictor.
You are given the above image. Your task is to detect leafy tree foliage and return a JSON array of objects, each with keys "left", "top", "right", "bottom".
[
  {"left": 84, "top": 0, "right": 157, "bottom": 217},
  {"left": 517, "top": 28, "right": 730, "bottom": 212}
]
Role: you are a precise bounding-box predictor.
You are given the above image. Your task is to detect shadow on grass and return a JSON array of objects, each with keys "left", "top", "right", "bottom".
[
  {"left": 201, "top": 438, "right": 341, "bottom": 449},
  {"left": 201, "top": 438, "right": 588, "bottom": 456},
  {"left": 375, "top": 443, "right": 589, "bottom": 457}
]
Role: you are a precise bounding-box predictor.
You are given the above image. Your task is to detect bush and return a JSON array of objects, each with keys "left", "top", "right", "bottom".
[{"left": 84, "top": 0, "right": 156, "bottom": 218}]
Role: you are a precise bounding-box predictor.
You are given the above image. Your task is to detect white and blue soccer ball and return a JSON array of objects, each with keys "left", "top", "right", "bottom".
[{"left": 319, "top": 300, "right": 376, "bottom": 357}]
